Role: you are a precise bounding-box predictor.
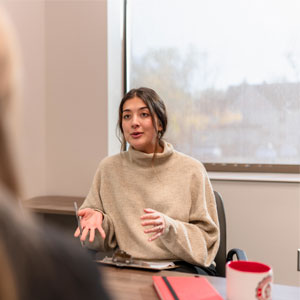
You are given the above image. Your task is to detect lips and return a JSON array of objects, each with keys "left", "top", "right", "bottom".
[{"left": 130, "top": 132, "right": 143, "bottom": 138}]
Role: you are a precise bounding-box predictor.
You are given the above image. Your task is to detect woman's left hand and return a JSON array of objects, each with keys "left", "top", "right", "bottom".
[{"left": 140, "top": 208, "right": 166, "bottom": 241}]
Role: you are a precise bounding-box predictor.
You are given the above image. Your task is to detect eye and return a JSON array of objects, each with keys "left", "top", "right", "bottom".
[
  {"left": 123, "top": 114, "right": 131, "bottom": 120},
  {"left": 141, "top": 112, "right": 150, "bottom": 118}
]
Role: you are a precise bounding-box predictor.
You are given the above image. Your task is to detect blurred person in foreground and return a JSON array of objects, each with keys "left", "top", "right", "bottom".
[{"left": 0, "top": 6, "right": 110, "bottom": 300}]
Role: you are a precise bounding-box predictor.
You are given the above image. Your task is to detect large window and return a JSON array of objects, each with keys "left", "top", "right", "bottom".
[{"left": 126, "top": 0, "right": 300, "bottom": 173}]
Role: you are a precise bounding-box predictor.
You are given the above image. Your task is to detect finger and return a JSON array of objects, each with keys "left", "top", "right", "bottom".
[
  {"left": 144, "top": 208, "right": 155, "bottom": 213},
  {"left": 80, "top": 226, "right": 90, "bottom": 241},
  {"left": 74, "top": 227, "right": 80, "bottom": 237},
  {"left": 140, "top": 213, "right": 159, "bottom": 220},
  {"left": 77, "top": 209, "right": 87, "bottom": 217},
  {"left": 89, "top": 228, "right": 95, "bottom": 242},
  {"left": 144, "top": 225, "right": 163, "bottom": 234},
  {"left": 97, "top": 225, "right": 106, "bottom": 240},
  {"left": 141, "top": 220, "right": 162, "bottom": 227},
  {"left": 148, "top": 231, "right": 162, "bottom": 242}
]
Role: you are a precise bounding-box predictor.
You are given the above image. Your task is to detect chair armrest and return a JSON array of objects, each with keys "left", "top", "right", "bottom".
[
  {"left": 84, "top": 249, "right": 115, "bottom": 261},
  {"left": 226, "top": 248, "right": 248, "bottom": 262},
  {"left": 85, "top": 248, "right": 98, "bottom": 260}
]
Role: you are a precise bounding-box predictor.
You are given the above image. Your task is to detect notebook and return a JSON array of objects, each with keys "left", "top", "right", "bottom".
[{"left": 152, "top": 276, "right": 224, "bottom": 300}]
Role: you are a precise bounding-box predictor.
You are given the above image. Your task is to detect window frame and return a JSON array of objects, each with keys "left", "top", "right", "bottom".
[{"left": 123, "top": 0, "right": 300, "bottom": 174}]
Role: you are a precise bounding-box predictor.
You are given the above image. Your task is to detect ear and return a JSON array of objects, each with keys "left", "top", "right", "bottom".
[{"left": 157, "top": 121, "right": 163, "bottom": 132}]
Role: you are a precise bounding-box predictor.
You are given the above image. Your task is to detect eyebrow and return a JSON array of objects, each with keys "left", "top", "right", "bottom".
[{"left": 122, "top": 106, "right": 149, "bottom": 113}]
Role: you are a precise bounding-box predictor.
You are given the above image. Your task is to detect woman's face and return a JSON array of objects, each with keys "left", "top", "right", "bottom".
[{"left": 121, "top": 96, "right": 162, "bottom": 154}]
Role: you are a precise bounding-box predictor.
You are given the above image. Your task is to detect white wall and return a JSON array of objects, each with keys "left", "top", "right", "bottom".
[
  {"left": 45, "top": 1, "right": 108, "bottom": 196},
  {"left": 3, "top": 0, "right": 300, "bottom": 287},
  {"left": 2, "top": 0, "right": 47, "bottom": 197},
  {"left": 3, "top": 0, "right": 108, "bottom": 198},
  {"left": 212, "top": 179, "right": 300, "bottom": 286}
]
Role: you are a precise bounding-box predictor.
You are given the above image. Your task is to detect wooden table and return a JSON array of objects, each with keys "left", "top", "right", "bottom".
[
  {"left": 22, "top": 196, "right": 85, "bottom": 235},
  {"left": 100, "top": 265, "right": 300, "bottom": 300},
  {"left": 23, "top": 196, "right": 300, "bottom": 299}
]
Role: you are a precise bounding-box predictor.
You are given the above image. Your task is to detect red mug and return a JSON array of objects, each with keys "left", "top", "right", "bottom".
[{"left": 226, "top": 261, "right": 273, "bottom": 300}]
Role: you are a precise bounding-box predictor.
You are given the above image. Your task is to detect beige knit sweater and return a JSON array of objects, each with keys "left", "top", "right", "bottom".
[{"left": 81, "top": 141, "right": 220, "bottom": 267}]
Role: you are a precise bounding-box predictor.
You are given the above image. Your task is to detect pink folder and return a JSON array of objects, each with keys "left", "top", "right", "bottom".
[{"left": 152, "top": 276, "right": 224, "bottom": 300}]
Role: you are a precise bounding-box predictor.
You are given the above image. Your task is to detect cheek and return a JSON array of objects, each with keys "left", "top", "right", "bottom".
[
  {"left": 146, "top": 118, "right": 156, "bottom": 129},
  {"left": 121, "top": 122, "right": 129, "bottom": 134},
  {"left": 146, "top": 121, "right": 158, "bottom": 137}
]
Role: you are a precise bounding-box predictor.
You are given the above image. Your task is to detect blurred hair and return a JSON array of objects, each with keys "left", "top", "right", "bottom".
[
  {"left": 0, "top": 192, "right": 109, "bottom": 300},
  {"left": 117, "top": 87, "right": 168, "bottom": 152},
  {"left": 0, "top": 240, "right": 18, "bottom": 300},
  {"left": 0, "top": 6, "right": 21, "bottom": 198},
  {"left": 0, "top": 7, "right": 110, "bottom": 300}
]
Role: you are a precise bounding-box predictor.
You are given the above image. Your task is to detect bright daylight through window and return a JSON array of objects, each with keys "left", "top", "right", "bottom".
[{"left": 126, "top": 0, "right": 300, "bottom": 172}]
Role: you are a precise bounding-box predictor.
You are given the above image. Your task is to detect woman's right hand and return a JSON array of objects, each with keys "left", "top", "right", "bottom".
[{"left": 74, "top": 208, "right": 106, "bottom": 242}]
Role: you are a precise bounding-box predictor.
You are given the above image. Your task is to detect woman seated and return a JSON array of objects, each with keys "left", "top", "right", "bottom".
[{"left": 75, "top": 87, "right": 220, "bottom": 275}]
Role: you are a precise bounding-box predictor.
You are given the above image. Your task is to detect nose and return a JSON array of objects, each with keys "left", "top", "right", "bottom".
[{"left": 131, "top": 114, "right": 140, "bottom": 128}]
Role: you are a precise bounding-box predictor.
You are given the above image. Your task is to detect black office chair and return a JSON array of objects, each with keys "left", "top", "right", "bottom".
[{"left": 214, "top": 190, "right": 247, "bottom": 277}]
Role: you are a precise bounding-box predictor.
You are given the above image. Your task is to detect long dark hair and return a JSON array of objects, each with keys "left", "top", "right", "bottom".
[{"left": 117, "top": 87, "right": 168, "bottom": 152}]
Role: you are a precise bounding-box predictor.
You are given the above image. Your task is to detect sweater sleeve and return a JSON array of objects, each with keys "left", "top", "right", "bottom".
[
  {"left": 159, "top": 167, "right": 220, "bottom": 267},
  {"left": 80, "top": 163, "right": 117, "bottom": 252}
]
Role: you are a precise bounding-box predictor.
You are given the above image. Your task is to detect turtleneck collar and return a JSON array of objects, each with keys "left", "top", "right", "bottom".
[{"left": 127, "top": 140, "right": 174, "bottom": 167}]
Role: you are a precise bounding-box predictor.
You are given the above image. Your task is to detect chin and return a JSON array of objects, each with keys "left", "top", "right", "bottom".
[
  {"left": 132, "top": 144, "right": 146, "bottom": 152},
  {"left": 130, "top": 143, "right": 151, "bottom": 153}
]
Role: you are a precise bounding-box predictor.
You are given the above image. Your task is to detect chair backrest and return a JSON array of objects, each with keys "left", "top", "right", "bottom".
[{"left": 214, "top": 190, "right": 227, "bottom": 277}]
